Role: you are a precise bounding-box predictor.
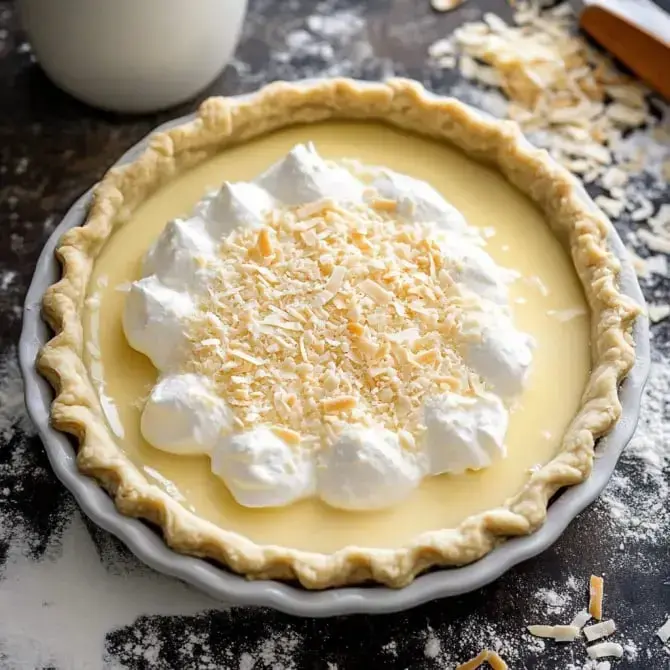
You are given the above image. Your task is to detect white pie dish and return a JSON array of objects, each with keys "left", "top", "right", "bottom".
[{"left": 19, "top": 85, "right": 650, "bottom": 616}]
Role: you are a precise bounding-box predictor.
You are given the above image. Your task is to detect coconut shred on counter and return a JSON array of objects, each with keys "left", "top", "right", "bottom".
[{"left": 122, "top": 143, "right": 534, "bottom": 510}]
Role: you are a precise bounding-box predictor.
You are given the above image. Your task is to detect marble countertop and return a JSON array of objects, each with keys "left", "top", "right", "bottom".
[{"left": 0, "top": 0, "right": 668, "bottom": 668}]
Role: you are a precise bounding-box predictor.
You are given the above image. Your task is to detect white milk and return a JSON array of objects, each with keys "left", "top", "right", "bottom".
[{"left": 18, "top": 0, "right": 248, "bottom": 113}]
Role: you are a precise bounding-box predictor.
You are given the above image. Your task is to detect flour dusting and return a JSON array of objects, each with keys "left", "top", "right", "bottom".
[
  {"left": 0, "top": 512, "right": 215, "bottom": 669},
  {"left": 596, "top": 357, "right": 670, "bottom": 549},
  {"left": 237, "top": 629, "right": 303, "bottom": 670},
  {"left": 423, "top": 629, "right": 442, "bottom": 659},
  {"left": 0, "top": 350, "right": 35, "bottom": 442},
  {"left": 534, "top": 587, "right": 572, "bottom": 615},
  {"left": 274, "top": 3, "right": 371, "bottom": 78}
]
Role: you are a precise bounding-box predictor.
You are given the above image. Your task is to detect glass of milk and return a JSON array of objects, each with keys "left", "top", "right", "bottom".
[{"left": 18, "top": 0, "right": 248, "bottom": 113}]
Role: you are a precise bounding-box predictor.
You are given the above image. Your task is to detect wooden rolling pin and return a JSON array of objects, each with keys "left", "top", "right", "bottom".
[{"left": 576, "top": 0, "right": 670, "bottom": 98}]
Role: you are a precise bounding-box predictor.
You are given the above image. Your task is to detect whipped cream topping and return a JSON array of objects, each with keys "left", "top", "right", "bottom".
[
  {"left": 123, "top": 276, "right": 194, "bottom": 370},
  {"left": 317, "top": 428, "right": 426, "bottom": 510},
  {"left": 123, "top": 143, "right": 535, "bottom": 511},
  {"left": 424, "top": 392, "right": 508, "bottom": 475},
  {"left": 371, "top": 169, "right": 468, "bottom": 234},
  {"left": 211, "top": 428, "right": 315, "bottom": 508},
  {"left": 141, "top": 374, "right": 233, "bottom": 455}
]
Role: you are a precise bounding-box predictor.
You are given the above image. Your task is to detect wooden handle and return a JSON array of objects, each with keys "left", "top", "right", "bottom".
[{"left": 580, "top": 6, "right": 670, "bottom": 99}]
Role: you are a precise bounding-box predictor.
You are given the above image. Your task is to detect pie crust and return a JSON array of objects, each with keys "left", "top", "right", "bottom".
[{"left": 37, "top": 78, "right": 639, "bottom": 588}]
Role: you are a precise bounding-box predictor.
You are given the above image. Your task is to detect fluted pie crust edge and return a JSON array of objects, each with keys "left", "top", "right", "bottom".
[{"left": 37, "top": 78, "right": 639, "bottom": 589}]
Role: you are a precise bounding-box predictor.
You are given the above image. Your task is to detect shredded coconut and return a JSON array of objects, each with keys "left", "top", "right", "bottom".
[
  {"left": 428, "top": 0, "right": 670, "bottom": 255},
  {"left": 527, "top": 624, "right": 580, "bottom": 642},
  {"left": 188, "top": 194, "right": 484, "bottom": 448},
  {"left": 587, "top": 641, "right": 624, "bottom": 660}
]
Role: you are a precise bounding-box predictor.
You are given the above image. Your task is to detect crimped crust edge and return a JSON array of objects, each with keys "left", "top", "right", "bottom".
[{"left": 37, "top": 78, "right": 639, "bottom": 589}]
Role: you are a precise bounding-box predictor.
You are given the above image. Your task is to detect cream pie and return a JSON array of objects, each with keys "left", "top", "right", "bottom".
[{"left": 38, "top": 79, "right": 639, "bottom": 588}]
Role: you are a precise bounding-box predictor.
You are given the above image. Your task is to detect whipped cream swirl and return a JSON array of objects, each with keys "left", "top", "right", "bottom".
[{"left": 123, "top": 143, "right": 534, "bottom": 510}]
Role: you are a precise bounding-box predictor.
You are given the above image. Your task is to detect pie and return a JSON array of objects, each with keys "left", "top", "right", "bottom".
[{"left": 38, "top": 79, "right": 639, "bottom": 588}]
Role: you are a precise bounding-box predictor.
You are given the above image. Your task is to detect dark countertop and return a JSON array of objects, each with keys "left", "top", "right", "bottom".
[{"left": 1, "top": 0, "right": 669, "bottom": 668}]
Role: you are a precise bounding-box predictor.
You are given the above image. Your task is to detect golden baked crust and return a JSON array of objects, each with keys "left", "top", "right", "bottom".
[{"left": 37, "top": 78, "right": 639, "bottom": 589}]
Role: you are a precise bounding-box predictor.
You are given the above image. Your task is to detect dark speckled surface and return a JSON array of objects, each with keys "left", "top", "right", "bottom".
[{"left": 1, "top": 0, "right": 669, "bottom": 668}]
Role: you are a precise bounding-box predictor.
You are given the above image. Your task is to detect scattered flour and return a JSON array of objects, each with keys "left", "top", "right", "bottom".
[
  {"left": 0, "top": 512, "right": 216, "bottom": 669},
  {"left": 0, "top": 350, "right": 35, "bottom": 442},
  {"left": 237, "top": 629, "right": 303, "bottom": 670},
  {"left": 534, "top": 587, "right": 571, "bottom": 615},
  {"left": 597, "top": 358, "right": 670, "bottom": 548},
  {"left": 274, "top": 4, "right": 372, "bottom": 77},
  {"left": 448, "top": 79, "right": 510, "bottom": 120},
  {"left": 0, "top": 271, "right": 16, "bottom": 291},
  {"left": 424, "top": 629, "right": 442, "bottom": 659},
  {"left": 382, "top": 639, "right": 398, "bottom": 657},
  {"left": 306, "top": 12, "right": 365, "bottom": 38}
]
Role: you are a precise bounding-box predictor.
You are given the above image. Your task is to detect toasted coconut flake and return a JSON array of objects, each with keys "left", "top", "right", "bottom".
[
  {"left": 257, "top": 227, "right": 273, "bottom": 258},
  {"left": 589, "top": 575, "right": 604, "bottom": 620},
  {"left": 527, "top": 625, "right": 555, "bottom": 638},
  {"left": 200, "top": 338, "right": 220, "bottom": 347},
  {"left": 436, "top": 4, "right": 653, "bottom": 186},
  {"left": 587, "top": 642, "right": 623, "bottom": 660},
  {"left": 230, "top": 350, "right": 265, "bottom": 366},
  {"left": 648, "top": 303, "right": 670, "bottom": 323},
  {"left": 600, "top": 167, "right": 628, "bottom": 191},
  {"left": 638, "top": 229, "right": 670, "bottom": 254},
  {"left": 646, "top": 254, "right": 668, "bottom": 277},
  {"left": 262, "top": 314, "right": 303, "bottom": 332},
  {"left": 431, "top": 0, "right": 466, "bottom": 12},
  {"left": 325, "top": 265, "right": 347, "bottom": 294},
  {"left": 455, "top": 650, "right": 508, "bottom": 670},
  {"left": 552, "top": 625, "right": 581, "bottom": 642},
  {"left": 322, "top": 396, "right": 357, "bottom": 413},
  {"left": 185, "top": 187, "right": 476, "bottom": 448},
  {"left": 416, "top": 349, "right": 439, "bottom": 364},
  {"left": 657, "top": 617, "right": 670, "bottom": 644},
  {"left": 301, "top": 229, "right": 319, "bottom": 247},
  {"left": 485, "top": 651, "right": 508, "bottom": 670},
  {"left": 296, "top": 197, "right": 335, "bottom": 219},
  {"left": 358, "top": 278, "right": 393, "bottom": 305},
  {"left": 605, "top": 84, "right": 646, "bottom": 108},
  {"left": 356, "top": 335, "right": 379, "bottom": 357},
  {"left": 595, "top": 195, "right": 624, "bottom": 219},
  {"left": 428, "top": 37, "right": 454, "bottom": 59},
  {"left": 527, "top": 624, "right": 580, "bottom": 642},
  {"left": 584, "top": 619, "right": 616, "bottom": 642},
  {"left": 650, "top": 204, "right": 670, "bottom": 234},
  {"left": 606, "top": 103, "right": 648, "bottom": 127},
  {"left": 455, "top": 650, "right": 489, "bottom": 670},
  {"left": 371, "top": 197, "right": 398, "bottom": 212},
  {"left": 270, "top": 426, "right": 302, "bottom": 445}
]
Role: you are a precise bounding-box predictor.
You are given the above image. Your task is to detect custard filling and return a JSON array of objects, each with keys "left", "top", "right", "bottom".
[{"left": 83, "top": 122, "right": 590, "bottom": 552}]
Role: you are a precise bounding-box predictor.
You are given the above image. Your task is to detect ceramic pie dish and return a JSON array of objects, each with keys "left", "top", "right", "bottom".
[{"left": 19, "top": 79, "right": 649, "bottom": 615}]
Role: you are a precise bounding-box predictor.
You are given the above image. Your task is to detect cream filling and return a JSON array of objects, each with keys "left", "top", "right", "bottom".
[
  {"left": 123, "top": 143, "right": 534, "bottom": 510},
  {"left": 83, "top": 122, "right": 590, "bottom": 552}
]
